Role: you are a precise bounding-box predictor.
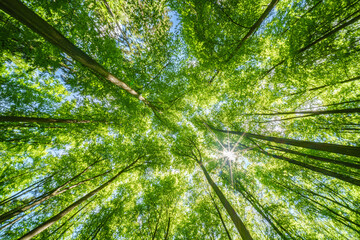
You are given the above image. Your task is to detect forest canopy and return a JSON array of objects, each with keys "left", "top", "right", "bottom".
[{"left": 0, "top": 0, "right": 359, "bottom": 239}]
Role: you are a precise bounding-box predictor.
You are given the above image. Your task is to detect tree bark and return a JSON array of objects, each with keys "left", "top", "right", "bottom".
[
  {"left": 208, "top": 125, "right": 360, "bottom": 157},
  {"left": 164, "top": 216, "right": 171, "bottom": 240},
  {"left": 0, "top": 116, "right": 100, "bottom": 124},
  {"left": 18, "top": 158, "right": 139, "bottom": 240},
  {"left": 226, "top": 0, "right": 279, "bottom": 62},
  {"left": 0, "top": 168, "right": 109, "bottom": 223},
  {"left": 291, "top": 76, "right": 360, "bottom": 95},
  {"left": 269, "top": 145, "right": 360, "bottom": 169},
  {"left": 209, "top": 192, "right": 233, "bottom": 240},
  {"left": 198, "top": 162, "right": 253, "bottom": 240},
  {"left": 297, "top": 13, "right": 360, "bottom": 53},
  {"left": 101, "top": 0, "right": 132, "bottom": 51},
  {"left": 259, "top": 149, "right": 360, "bottom": 186},
  {"left": 243, "top": 108, "right": 360, "bottom": 116},
  {"left": 263, "top": 13, "right": 360, "bottom": 77},
  {"left": 276, "top": 181, "right": 360, "bottom": 231},
  {"left": 0, "top": 0, "right": 150, "bottom": 106},
  {"left": 233, "top": 180, "right": 289, "bottom": 240}
]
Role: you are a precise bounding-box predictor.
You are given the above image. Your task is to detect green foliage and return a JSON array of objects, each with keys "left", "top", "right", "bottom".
[{"left": 0, "top": 0, "right": 359, "bottom": 239}]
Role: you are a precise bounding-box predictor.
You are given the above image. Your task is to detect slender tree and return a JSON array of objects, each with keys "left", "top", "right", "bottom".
[
  {"left": 208, "top": 124, "right": 360, "bottom": 157},
  {"left": 18, "top": 157, "right": 141, "bottom": 240},
  {"left": 0, "top": 0, "right": 154, "bottom": 108}
]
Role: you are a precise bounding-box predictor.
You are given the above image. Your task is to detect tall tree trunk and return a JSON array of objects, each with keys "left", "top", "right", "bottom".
[
  {"left": 297, "top": 13, "right": 360, "bottom": 53},
  {"left": 197, "top": 162, "right": 253, "bottom": 240},
  {"left": 0, "top": 168, "right": 110, "bottom": 223},
  {"left": 275, "top": 181, "right": 360, "bottom": 231},
  {"left": 323, "top": 100, "right": 360, "bottom": 107},
  {"left": 232, "top": 180, "right": 289, "bottom": 240},
  {"left": 90, "top": 213, "right": 112, "bottom": 240},
  {"left": 268, "top": 145, "right": 360, "bottom": 169},
  {"left": 286, "top": 181, "right": 360, "bottom": 215},
  {"left": 291, "top": 76, "right": 360, "bottom": 95},
  {"left": 210, "top": 0, "right": 279, "bottom": 83},
  {"left": 0, "top": 116, "right": 101, "bottom": 124},
  {"left": 18, "top": 158, "right": 140, "bottom": 240},
  {"left": 282, "top": 0, "right": 323, "bottom": 35},
  {"left": 0, "top": 175, "right": 53, "bottom": 207},
  {"left": 208, "top": 124, "right": 360, "bottom": 157},
  {"left": 0, "top": 0, "right": 152, "bottom": 107},
  {"left": 101, "top": 0, "right": 132, "bottom": 51},
  {"left": 152, "top": 211, "right": 161, "bottom": 240},
  {"left": 258, "top": 148, "right": 360, "bottom": 186},
  {"left": 244, "top": 108, "right": 360, "bottom": 116},
  {"left": 164, "top": 216, "right": 171, "bottom": 240},
  {"left": 317, "top": 183, "right": 360, "bottom": 209},
  {"left": 263, "top": 13, "right": 360, "bottom": 76},
  {"left": 226, "top": 0, "right": 279, "bottom": 62},
  {"left": 209, "top": 192, "right": 233, "bottom": 240},
  {"left": 45, "top": 199, "right": 93, "bottom": 239}
]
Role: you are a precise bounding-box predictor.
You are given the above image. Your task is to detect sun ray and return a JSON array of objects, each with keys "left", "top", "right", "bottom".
[
  {"left": 204, "top": 122, "right": 227, "bottom": 151},
  {"left": 231, "top": 132, "right": 246, "bottom": 152}
]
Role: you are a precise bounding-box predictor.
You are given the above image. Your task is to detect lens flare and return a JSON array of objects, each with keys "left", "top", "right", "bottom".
[{"left": 222, "top": 150, "right": 236, "bottom": 161}]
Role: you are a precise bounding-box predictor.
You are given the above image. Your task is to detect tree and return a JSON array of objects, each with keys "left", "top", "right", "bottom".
[{"left": 1, "top": 0, "right": 359, "bottom": 239}]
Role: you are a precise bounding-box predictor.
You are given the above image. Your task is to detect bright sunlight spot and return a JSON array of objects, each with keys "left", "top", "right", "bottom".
[{"left": 222, "top": 150, "right": 236, "bottom": 161}]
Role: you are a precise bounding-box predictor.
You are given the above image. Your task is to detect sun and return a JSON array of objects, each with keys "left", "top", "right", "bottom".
[{"left": 222, "top": 149, "right": 236, "bottom": 161}]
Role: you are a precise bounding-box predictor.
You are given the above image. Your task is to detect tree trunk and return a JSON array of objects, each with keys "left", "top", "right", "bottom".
[
  {"left": 282, "top": 0, "right": 323, "bottom": 35},
  {"left": 0, "top": 168, "right": 110, "bottom": 223},
  {"left": 276, "top": 181, "right": 360, "bottom": 231},
  {"left": 101, "top": 0, "right": 132, "bottom": 51},
  {"left": 0, "top": 116, "right": 100, "bottom": 124},
  {"left": 291, "top": 76, "right": 360, "bottom": 95},
  {"left": 18, "top": 158, "right": 139, "bottom": 240},
  {"left": 164, "top": 216, "right": 171, "bottom": 240},
  {"left": 259, "top": 149, "right": 360, "bottom": 186},
  {"left": 198, "top": 162, "right": 253, "bottom": 240},
  {"left": 226, "top": 0, "right": 279, "bottom": 62},
  {"left": 208, "top": 124, "right": 360, "bottom": 157},
  {"left": 244, "top": 108, "right": 360, "bottom": 116},
  {"left": 233, "top": 180, "right": 289, "bottom": 240},
  {"left": 90, "top": 213, "right": 112, "bottom": 240},
  {"left": 268, "top": 145, "right": 360, "bottom": 169},
  {"left": 297, "top": 13, "right": 360, "bottom": 53},
  {"left": 263, "top": 13, "right": 360, "bottom": 76},
  {"left": 0, "top": 0, "right": 150, "bottom": 106},
  {"left": 210, "top": 0, "right": 279, "bottom": 83},
  {"left": 152, "top": 211, "right": 161, "bottom": 240},
  {"left": 45, "top": 199, "right": 93, "bottom": 239},
  {"left": 209, "top": 192, "right": 233, "bottom": 240},
  {"left": 288, "top": 182, "right": 360, "bottom": 215},
  {"left": 0, "top": 175, "right": 53, "bottom": 207}
]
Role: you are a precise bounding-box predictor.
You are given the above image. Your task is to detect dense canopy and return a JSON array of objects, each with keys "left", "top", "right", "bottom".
[{"left": 1, "top": 0, "right": 359, "bottom": 239}]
